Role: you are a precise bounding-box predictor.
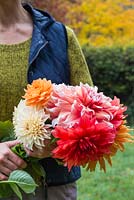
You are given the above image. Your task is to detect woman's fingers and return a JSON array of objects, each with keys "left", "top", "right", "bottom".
[
  {"left": 0, "top": 164, "right": 12, "bottom": 176},
  {"left": 0, "top": 141, "right": 27, "bottom": 180},
  {"left": 2, "top": 158, "right": 18, "bottom": 171},
  {"left": 5, "top": 140, "right": 20, "bottom": 148},
  {"left": 8, "top": 149, "right": 27, "bottom": 169},
  {"left": 0, "top": 172, "right": 8, "bottom": 180}
]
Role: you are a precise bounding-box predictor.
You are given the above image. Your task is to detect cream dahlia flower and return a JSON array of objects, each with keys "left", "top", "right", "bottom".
[{"left": 13, "top": 100, "right": 51, "bottom": 150}]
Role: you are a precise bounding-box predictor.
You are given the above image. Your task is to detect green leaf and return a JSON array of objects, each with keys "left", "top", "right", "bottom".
[
  {"left": 10, "top": 183, "right": 22, "bottom": 200},
  {"left": 9, "top": 170, "right": 37, "bottom": 193},
  {"left": 0, "top": 120, "right": 14, "bottom": 141},
  {"left": 0, "top": 170, "right": 37, "bottom": 195}
]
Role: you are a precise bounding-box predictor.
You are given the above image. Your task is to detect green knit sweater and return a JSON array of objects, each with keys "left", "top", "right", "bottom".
[{"left": 0, "top": 27, "right": 93, "bottom": 121}]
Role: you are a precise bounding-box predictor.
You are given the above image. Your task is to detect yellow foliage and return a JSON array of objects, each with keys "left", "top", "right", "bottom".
[{"left": 66, "top": 0, "right": 134, "bottom": 46}]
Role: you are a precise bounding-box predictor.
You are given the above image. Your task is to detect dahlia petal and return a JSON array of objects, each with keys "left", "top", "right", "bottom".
[
  {"left": 104, "top": 155, "right": 112, "bottom": 166},
  {"left": 99, "top": 157, "right": 106, "bottom": 172},
  {"left": 86, "top": 161, "right": 97, "bottom": 172}
]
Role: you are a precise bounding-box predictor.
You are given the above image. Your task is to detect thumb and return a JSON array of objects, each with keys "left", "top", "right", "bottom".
[{"left": 5, "top": 140, "right": 20, "bottom": 148}]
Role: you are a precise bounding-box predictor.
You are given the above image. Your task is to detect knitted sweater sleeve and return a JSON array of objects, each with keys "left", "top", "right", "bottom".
[{"left": 66, "top": 26, "right": 93, "bottom": 86}]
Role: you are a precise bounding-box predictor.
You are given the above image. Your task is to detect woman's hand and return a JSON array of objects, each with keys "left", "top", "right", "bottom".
[
  {"left": 0, "top": 141, "right": 27, "bottom": 180},
  {"left": 25, "top": 139, "right": 56, "bottom": 159}
]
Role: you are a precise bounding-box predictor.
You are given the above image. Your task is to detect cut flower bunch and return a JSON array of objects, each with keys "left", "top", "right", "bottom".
[
  {"left": 21, "top": 78, "right": 133, "bottom": 172},
  {"left": 0, "top": 78, "right": 133, "bottom": 199}
]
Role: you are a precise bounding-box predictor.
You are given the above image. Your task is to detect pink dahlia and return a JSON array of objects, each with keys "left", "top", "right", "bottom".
[{"left": 47, "top": 83, "right": 127, "bottom": 130}]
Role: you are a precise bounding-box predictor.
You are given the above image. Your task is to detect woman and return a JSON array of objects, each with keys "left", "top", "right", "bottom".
[{"left": 0, "top": 0, "right": 93, "bottom": 199}]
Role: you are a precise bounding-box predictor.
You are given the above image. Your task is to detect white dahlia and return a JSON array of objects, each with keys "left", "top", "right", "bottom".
[{"left": 13, "top": 100, "right": 51, "bottom": 150}]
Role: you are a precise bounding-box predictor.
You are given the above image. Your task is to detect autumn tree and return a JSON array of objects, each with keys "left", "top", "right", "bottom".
[{"left": 66, "top": 0, "right": 134, "bottom": 46}]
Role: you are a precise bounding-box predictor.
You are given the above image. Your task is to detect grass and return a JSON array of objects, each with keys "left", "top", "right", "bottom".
[{"left": 77, "top": 130, "right": 134, "bottom": 200}]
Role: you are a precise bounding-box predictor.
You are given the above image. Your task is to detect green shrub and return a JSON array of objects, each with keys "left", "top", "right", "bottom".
[{"left": 82, "top": 45, "right": 134, "bottom": 125}]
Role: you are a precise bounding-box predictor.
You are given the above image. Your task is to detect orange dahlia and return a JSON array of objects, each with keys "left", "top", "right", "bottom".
[{"left": 23, "top": 78, "right": 52, "bottom": 108}]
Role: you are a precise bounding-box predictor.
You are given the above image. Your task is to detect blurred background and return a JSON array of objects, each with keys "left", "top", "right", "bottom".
[{"left": 27, "top": 1, "right": 133, "bottom": 199}]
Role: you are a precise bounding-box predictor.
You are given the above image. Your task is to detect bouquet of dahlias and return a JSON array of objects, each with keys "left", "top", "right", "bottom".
[
  {"left": 0, "top": 78, "right": 133, "bottom": 199},
  {"left": 20, "top": 78, "right": 133, "bottom": 172}
]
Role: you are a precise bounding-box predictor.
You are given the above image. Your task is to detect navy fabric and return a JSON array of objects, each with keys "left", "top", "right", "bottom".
[{"left": 24, "top": 4, "right": 81, "bottom": 186}]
